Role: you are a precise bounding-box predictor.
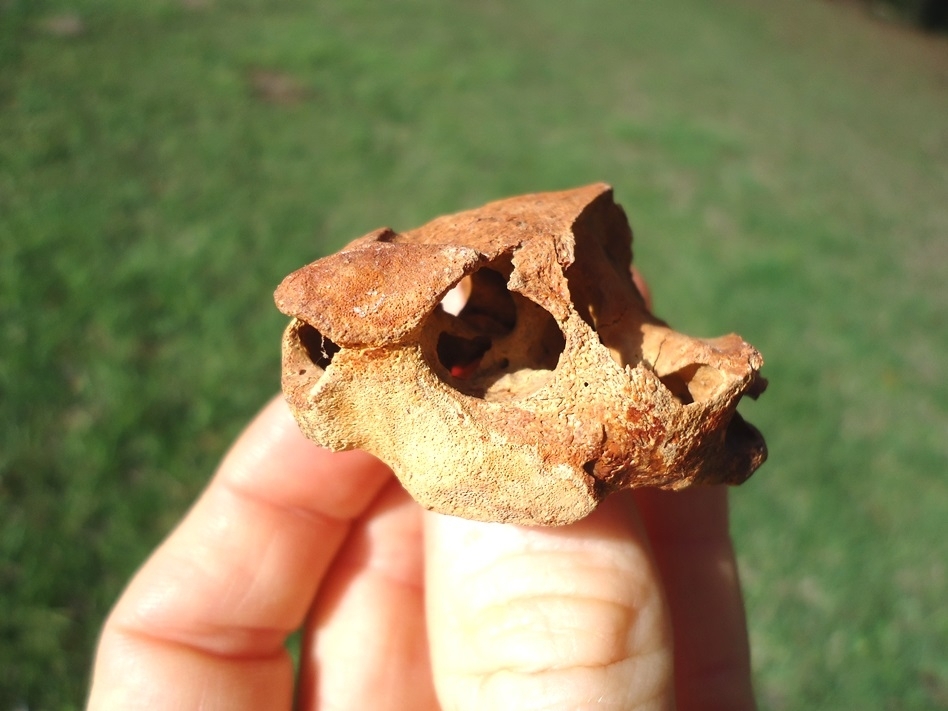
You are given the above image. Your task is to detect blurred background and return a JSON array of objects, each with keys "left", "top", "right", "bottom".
[{"left": 2, "top": 0, "right": 946, "bottom": 708}]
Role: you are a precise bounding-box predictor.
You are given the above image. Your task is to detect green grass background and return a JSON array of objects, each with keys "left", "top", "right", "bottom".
[{"left": 2, "top": 0, "right": 946, "bottom": 708}]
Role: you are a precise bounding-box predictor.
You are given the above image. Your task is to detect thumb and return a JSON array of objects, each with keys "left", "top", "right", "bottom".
[{"left": 424, "top": 491, "right": 675, "bottom": 711}]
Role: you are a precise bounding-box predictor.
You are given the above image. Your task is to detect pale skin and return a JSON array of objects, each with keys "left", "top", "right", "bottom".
[{"left": 87, "top": 275, "right": 757, "bottom": 710}]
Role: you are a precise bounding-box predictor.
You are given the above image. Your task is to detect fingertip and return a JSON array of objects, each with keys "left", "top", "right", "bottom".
[
  {"left": 217, "top": 394, "right": 393, "bottom": 520},
  {"left": 424, "top": 501, "right": 675, "bottom": 710},
  {"left": 634, "top": 486, "right": 756, "bottom": 711},
  {"left": 631, "top": 266, "right": 653, "bottom": 311},
  {"left": 634, "top": 486, "right": 731, "bottom": 545}
]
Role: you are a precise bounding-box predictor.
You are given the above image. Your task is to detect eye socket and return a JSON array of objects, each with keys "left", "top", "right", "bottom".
[
  {"left": 443, "top": 268, "right": 517, "bottom": 335},
  {"left": 425, "top": 257, "right": 565, "bottom": 401}
]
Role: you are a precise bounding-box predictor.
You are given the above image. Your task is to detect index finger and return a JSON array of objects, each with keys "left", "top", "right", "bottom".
[{"left": 87, "top": 395, "right": 393, "bottom": 711}]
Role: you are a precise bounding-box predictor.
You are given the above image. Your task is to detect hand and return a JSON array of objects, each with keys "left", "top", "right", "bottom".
[{"left": 87, "top": 394, "right": 756, "bottom": 710}]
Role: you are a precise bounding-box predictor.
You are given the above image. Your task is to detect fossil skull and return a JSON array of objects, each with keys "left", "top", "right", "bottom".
[{"left": 275, "top": 183, "right": 767, "bottom": 525}]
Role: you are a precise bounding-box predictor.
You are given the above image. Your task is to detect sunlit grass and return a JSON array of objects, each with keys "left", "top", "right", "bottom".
[{"left": 2, "top": 0, "right": 946, "bottom": 707}]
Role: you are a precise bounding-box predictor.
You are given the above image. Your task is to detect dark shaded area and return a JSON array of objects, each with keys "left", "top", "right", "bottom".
[
  {"left": 436, "top": 332, "right": 493, "bottom": 376},
  {"left": 918, "top": 0, "right": 948, "bottom": 29},
  {"left": 454, "top": 268, "right": 518, "bottom": 335},
  {"left": 871, "top": 0, "right": 948, "bottom": 30},
  {"left": 298, "top": 322, "right": 340, "bottom": 370}
]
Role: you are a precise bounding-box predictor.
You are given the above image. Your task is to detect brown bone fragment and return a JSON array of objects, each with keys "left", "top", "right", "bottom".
[{"left": 275, "top": 184, "right": 767, "bottom": 525}]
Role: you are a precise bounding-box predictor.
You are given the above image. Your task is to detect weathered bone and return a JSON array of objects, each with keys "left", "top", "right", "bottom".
[{"left": 275, "top": 184, "right": 767, "bottom": 525}]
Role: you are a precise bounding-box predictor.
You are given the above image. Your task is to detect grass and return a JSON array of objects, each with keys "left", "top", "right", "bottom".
[{"left": 2, "top": 0, "right": 947, "bottom": 708}]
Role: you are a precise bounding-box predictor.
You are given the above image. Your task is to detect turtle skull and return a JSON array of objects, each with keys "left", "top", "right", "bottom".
[{"left": 275, "top": 183, "right": 767, "bottom": 525}]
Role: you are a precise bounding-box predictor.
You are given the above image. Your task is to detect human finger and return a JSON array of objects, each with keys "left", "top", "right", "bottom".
[
  {"left": 634, "top": 487, "right": 756, "bottom": 711},
  {"left": 633, "top": 252, "right": 754, "bottom": 708},
  {"left": 296, "top": 480, "right": 438, "bottom": 710},
  {"left": 87, "top": 395, "right": 393, "bottom": 711},
  {"left": 631, "top": 265, "right": 652, "bottom": 310},
  {"left": 425, "top": 491, "right": 675, "bottom": 711}
]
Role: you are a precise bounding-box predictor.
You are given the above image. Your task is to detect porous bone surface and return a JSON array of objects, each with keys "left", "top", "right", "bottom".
[{"left": 275, "top": 183, "right": 767, "bottom": 525}]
